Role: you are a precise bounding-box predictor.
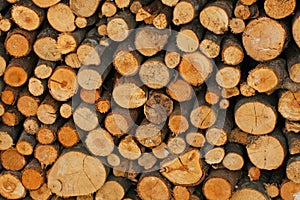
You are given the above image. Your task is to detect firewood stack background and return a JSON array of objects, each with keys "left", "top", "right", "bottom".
[{"left": 0, "top": 0, "right": 300, "bottom": 199}]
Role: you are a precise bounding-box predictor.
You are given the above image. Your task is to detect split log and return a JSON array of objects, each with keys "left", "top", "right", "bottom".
[
  {"left": 47, "top": 3, "right": 76, "bottom": 32},
  {"left": 221, "top": 35, "right": 244, "bottom": 66},
  {"left": 57, "top": 120, "right": 79, "bottom": 147},
  {"left": 29, "top": 183, "right": 52, "bottom": 200},
  {"left": 199, "top": 0, "right": 233, "bottom": 34},
  {"left": 34, "top": 60, "right": 56, "bottom": 79},
  {"left": 204, "top": 146, "right": 225, "bottom": 165},
  {"left": 234, "top": 1, "right": 259, "bottom": 20},
  {"left": 85, "top": 127, "right": 114, "bottom": 157},
  {"left": 31, "top": 0, "right": 60, "bottom": 8},
  {"left": 11, "top": 0, "right": 45, "bottom": 31},
  {"left": 57, "top": 29, "right": 86, "bottom": 54},
  {"left": 199, "top": 31, "right": 223, "bottom": 59},
  {"left": 234, "top": 95, "right": 277, "bottom": 135},
  {"left": 34, "top": 144, "right": 59, "bottom": 167},
  {"left": 33, "top": 27, "right": 61, "bottom": 61},
  {"left": 47, "top": 150, "right": 108, "bottom": 197},
  {"left": 5, "top": 28, "right": 36, "bottom": 58},
  {"left": 264, "top": 0, "right": 296, "bottom": 19},
  {"left": 222, "top": 143, "right": 244, "bottom": 171},
  {"left": 144, "top": 90, "right": 173, "bottom": 125},
  {"left": 2, "top": 107, "right": 23, "bottom": 127},
  {"left": 0, "top": 172, "right": 26, "bottom": 199},
  {"left": 21, "top": 159, "right": 44, "bottom": 190},
  {"left": 280, "top": 180, "right": 300, "bottom": 200},
  {"left": 247, "top": 59, "right": 287, "bottom": 94},
  {"left": 242, "top": 17, "right": 288, "bottom": 62},
  {"left": 278, "top": 90, "right": 300, "bottom": 121},
  {"left": 153, "top": 6, "right": 172, "bottom": 29},
  {"left": 37, "top": 94, "right": 59, "bottom": 125},
  {"left": 4, "top": 54, "right": 38, "bottom": 87},
  {"left": 216, "top": 64, "right": 241, "bottom": 88},
  {"left": 160, "top": 149, "right": 205, "bottom": 186},
  {"left": 69, "top": 0, "right": 100, "bottom": 17},
  {"left": 23, "top": 116, "right": 40, "bottom": 135},
  {"left": 203, "top": 169, "right": 241, "bottom": 200},
  {"left": 16, "top": 131, "right": 36, "bottom": 155},
  {"left": 0, "top": 125, "right": 20, "bottom": 150},
  {"left": 231, "top": 181, "right": 269, "bottom": 200},
  {"left": 137, "top": 172, "right": 171, "bottom": 200},
  {"left": 1, "top": 148, "right": 26, "bottom": 171}
]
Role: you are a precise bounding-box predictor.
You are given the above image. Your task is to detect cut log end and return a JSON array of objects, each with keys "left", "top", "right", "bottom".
[
  {"left": 11, "top": 5, "right": 42, "bottom": 31},
  {"left": 173, "top": 1, "right": 194, "bottom": 26},
  {"left": 264, "top": 0, "right": 296, "bottom": 19}
]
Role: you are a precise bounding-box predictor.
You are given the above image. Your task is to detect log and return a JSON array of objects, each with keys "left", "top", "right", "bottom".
[
  {"left": 239, "top": 0, "right": 257, "bottom": 6},
  {"left": 0, "top": 125, "right": 20, "bottom": 150},
  {"left": 168, "top": 102, "right": 191, "bottom": 134},
  {"left": 101, "top": 1, "right": 117, "bottom": 18},
  {"left": 130, "top": 0, "right": 143, "bottom": 14},
  {"left": 106, "top": 153, "right": 121, "bottom": 168},
  {"left": 199, "top": 0, "right": 233, "bottom": 34},
  {"left": 47, "top": 150, "right": 108, "bottom": 197},
  {"left": 185, "top": 131, "right": 206, "bottom": 148},
  {"left": 29, "top": 183, "right": 52, "bottom": 200},
  {"left": 264, "top": 0, "right": 296, "bottom": 19},
  {"left": 240, "top": 82, "right": 256, "bottom": 97},
  {"left": 242, "top": 17, "right": 288, "bottom": 62},
  {"left": 65, "top": 53, "right": 81, "bottom": 69},
  {"left": 137, "top": 152, "right": 157, "bottom": 170},
  {"left": 166, "top": 75, "right": 194, "bottom": 102},
  {"left": 48, "top": 66, "right": 78, "bottom": 101},
  {"left": 0, "top": 44, "right": 8, "bottom": 77},
  {"left": 167, "top": 136, "right": 186, "bottom": 155},
  {"left": 234, "top": 1, "right": 259, "bottom": 20},
  {"left": 36, "top": 121, "right": 63, "bottom": 145},
  {"left": 1, "top": 86, "right": 19, "bottom": 105},
  {"left": 199, "top": 31, "right": 223, "bottom": 59},
  {"left": 11, "top": 0, "right": 45, "bottom": 31},
  {"left": 95, "top": 84, "right": 112, "bottom": 114},
  {"left": 164, "top": 36, "right": 181, "bottom": 69},
  {"left": 153, "top": 6, "right": 172, "bottom": 29},
  {"left": 144, "top": 90, "right": 173, "bottom": 125},
  {"left": 4, "top": 54, "right": 38, "bottom": 87},
  {"left": 95, "top": 176, "right": 131, "bottom": 200},
  {"left": 221, "top": 87, "right": 240, "bottom": 98},
  {"left": 160, "top": 149, "right": 205, "bottom": 186},
  {"left": 47, "top": 3, "right": 76, "bottom": 32},
  {"left": 278, "top": 90, "right": 300, "bottom": 121},
  {"left": 34, "top": 144, "right": 59, "bottom": 167},
  {"left": 231, "top": 181, "right": 269, "bottom": 200},
  {"left": 2, "top": 107, "right": 23, "bottom": 127},
  {"left": 221, "top": 35, "right": 244, "bottom": 66},
  {"left": 57, "top": 120, "right": 79, "bottom": 147},
  {"left": 229, "top": 18, "right": 245, "bottom": 34},
  {"left": 216, "top": 64, "right": 241, "bottom": 89},
  {"left": 204, "top": 146, "right": 225, "bottom": 165},
  {"left": 107, "top": 11, "right": 136, "bottom": 42},
  {"left": 21, "top": 159, "right": 44, "bottom": 190},
  {"left": 152, "top": 142, "right": 170, "bottom": 160},
  {"left": 5, "top": 28, "right": 37, "bottom": 58},
  {"left": 0, "top": 13, "right": 12, "bottom": 33},
  {"left": 115, "top": 0, "right": 132, "bottom": 9},
  {"left": 37, "top": 94, "right": 59, "bottom": 125},
  {"left": 247, "top": 164, "right": 261, "bottom": 181},
  {"left": 0, "top": 172, "right": 26, "bottom": 199},
  {"left": 293, "top": 12, "right": 300, "bottom": 48},
  {"left": 85, "top": 127, "right": 114, "bottom": 157},
  {"left": 31, "top": 0, "right": 61, "bottom": 8},
  {"left": 280, "top": 180, "right": 300, "bottom": 200},
  {"left": 17, "top": 89, "right": 40, "bottom": 117},
  {"left": 286, "top": 155, "right": 300, "bottom": 183},
  {"left": 283, "top": 131, "right": 300, "bottom": 155},
  {"left": 137, "top": 172, "right": 171, "bottom": 200},
  {"left": 136, "top": 0, "right": 164, "bottom": 22},
  {"left": 34, "top": 59, "right": 56, "bottom": 79},
  {"left": 16, "top": 131, "right": 36, "bottom": 155},
  {"left": 1, "top": 148, "right": 26, "bottom": 171},
  {"left": 286, "top": 42, "right": 300, "bottom": 83},
  {"left": 247, "top": 59, "right": 287, "bottom": 94},
  {"left": 33, "top": 27, "right": 61, "bottom": 61},
  {"left": 73, "top": 102, "right": 100, "bottom": 132},
  {"left": 285, "top": 120, "right": 300, "bottom": 134},
  {"left": 234, "top": 95, "right": 277, "bottom": 135},
  {"left": 69, "top": 0, "right": 100, "bottom": 17},
  {"left": 23, "top": 116, "right": 40, "bottom": 135},
  {"left": 118, "top": 135, "right": 142, "bottom": 160},
  {"left": 222, "top": 143, "right": 244, "bottom": 171},
  {"left": 57, "top": 29, "right": 86, "bottom": 55},
  {"left": 28, "top": 77, "right": 46, "bottom": 97},
  {"left": 203, "top": 169, "right": 241, "bottom": 200},
  {"left": 75, "top": 15, "right": 97, "bottom": 29}
]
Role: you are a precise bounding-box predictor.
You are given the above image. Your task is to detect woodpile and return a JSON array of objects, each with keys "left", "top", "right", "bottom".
[{"left": 0, "top": 0, "right": 300, "bottom": 199}]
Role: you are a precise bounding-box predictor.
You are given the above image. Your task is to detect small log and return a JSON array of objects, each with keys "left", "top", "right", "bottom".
[
  {"left": 135, "top": 26, "right": 170, "bottom": 57},
  {"left": 137, "top": 172, "right": 171, "bottom": 200},
  {"left": 4, "top": 54, "right": 38, "bottom": 87},
  {"left": 16, "top": 131, "right": 36, "bottom": 155},
  {"left": 168, "top": 102, "right": 191, "bottom": 134},
  {"left": 101, "top": 1, "right": 117, "bottom": 18},
  {"left": 221, "top": 35, "right": 244, "bottom": 66},
  {"left": 65, "top": 53, "right": 81, "bottom": 69},
  {"left": 247, "top": 59, "right": 287, "bottom": 94},
  {"left": 264, "top": 0, "right": 296, "bottom": 19},
  {"left": 234, "top": 95, "right": 277, "bottom": 135},
  {"left": 285, "top": 120, "right": 300, "bottom": 134},
  {"left": 280, "top": 180, "right": 300, "bottom": 200},
  {"left": 95, "top": 176, "right": 131, "bottom": 200},
  {"left": 247, "top": 129, "right": 287, "bottom": 170},
  {"left": 199, "top": 31, "right": 223, "bottom": 59},
  {"left": 199, "top": 0, "right": 233, "bottom": 34},
  {"left": 28, "top": 77, "right": 47, "bottom": 97},
  {"left": 115, "top": 0, "right": 132, "bottom": 9},
  {"left": 0, "top": 172, "right": 26, "bottom": 199},
  {"left": 231, "top": 181, "right": 269, "bottom": 200},
  {"left": 234, "top": 1, "right": 259, "bottom": 20},
  {"left": 11, "top": 0, "right": 45, "bottom": 31},
  {"left": 204, "top": 146, "right": 225, "bottom": 165},
  {"left": 221, "top": 87, "right": 240, "bottom": 98},
  {"left": 107, "top": 11, "right": 136, "bottom": 42},
  {"left": 105, "top": 106, "right": 140, "bottom": 137},
  {"left": 247, "top": 163, "right": 261, "bottom": 181},
  {"left": 0, "top": 13, "right": 12, "bottom": 33},
  {"left": 36, "top": 120, "right": 63, "bottom": 144},
  {"left": 222, "top": 143, "right": 244, "bottom": 171},
  {"left": 203, "top": 169, "right": 241, "bottom": 200},
  {"left": 118, "top": 135, "right": 142, "bottom": 160},
  {"left": 278, "top": 90, "right": 300, "bottom": 121},
  {"left": 57, "top": 120, "right": 79, "bottom": 147},
  {"left": 240, "top": 82, "right": 256, "bottom": 97},
  {"left": 286, "top": 155, "right": 300, "bottom": 183},
  {"left": 31, "top": 0, "right": 60, "bottom": 8},
  {"left": 57, "top": 29, "right": 86, "bottom": 54},
  {"left": 75, "top": 15, "right": 97, "bottom": 29},
  {"left": 29, "top": 183, "right": 52, "bottom": 200},
  {"left": 153, "top": 6, "right": 172, "bottom": 29},
  {"left": 107, "top": 153, "right": 121, "bottom": 167},
  {"left": 130, "top": 0, "right": 143, "bottom": 14},
  {"left": 80, "top": 88, "right": 101, "bottom": 104},
  {"left": 242, "top": 17, "right": 288, "bottom": 62},
  {"left": 0, "top": 125, "right": 20, "bottom": 150},
  {"left": 178, "top": 51, "right": 213, "bottom": 86},
  {"left": 85, "top": 127, "right": 114, "bottom": 157},
  {"left": 2, "top": 107, "right": 23, "bottom": 127},
  {"left": 173, "top": 0, "right": 205, "bottom": 26},
  {"left": 167, "top": 136, "right": 186, "bottom": 155},
  {"left": 95, "top": 83, "right": 112, "bottom": 114},
  {"left": 47, "top": 3, "right": 76, "bottom": 32},
  {"left": 293, "top": 12, "right": 300, "bottom": 48},
  {"left": 47, "top": 150, "right": 108, "bottom": 197},
  {"left": 152, "top": 142, "right": 170, "bottom": 160},
  {"left": 1, "top": 86, "right": 19, "bottom": 105},
  {"left": 0, "top": 102, "right": 6, "bottom": 117},
  {"left": 59, "top": 101, "right": 72, "bottom": 119},
  {"left": 21, "top": 159, "right": 44, "bottom": 190},
  {"left": 160, "top": 149, "right": 205, "bottom": 186},
  {"left": 139, "top": 56, "right": 170, "bottom": 89},
  {"left": 113, "top": 159, "right": 140, "bottom": 181},
  {"left": 37, "top": 94, "right": 59, "bottom": 125},
  {"left": 164, "top": 36, "right": 181, "bottom": 69},
  {"left": 1, "top": 148, "right": 26, "bottom": 171},
  {"left": 17, "top": 89, "right": 40, "bottom": 116},
  {"left": 144, "top": 90, "right": 173, "bottom": 125},
  {"left": 5, "top": 28, "right": 37, "bottom": 58},
  {"left": 216, "top": 64, "right": 241, "bottom": 89},
  {"left": 137, "top": 152, "right": 157, "bottom": 170},
  {"left": 33, "top": 27, "right": 61, "bottom": 61},
  {"left": 0, "top": 44, "right": 8, "bottom": 77},
  {"left": 239, "top": 0, "right": 257, "bottom": 5},
  {"left": 283, "top": 131, "right": 300, "bottom": 155},
  {"left": 34, "top": 144, "right": 59, "bottom": 167},
  {"left": 69, "top": 0, "right": 100, "bottom": 17},
  {"left": 286, "top": 42, "right": 300, "bottom": 83},
  {"left": 185, "top": 131, "right": 206, "bottom": 148},
  {"left": 173, "top": 186, "right": 194, "bottom": 200},
  {"left": 34, "top": 59, "right": 56, "bottom": 79},
  {"left": 229, "top": 18, "right": 245, "bottom": 34},
  {"left": 23, "top": 116, "right": 40, "bottom": 135},
  {"left": 166, "top": 75, "right": 194, "bottom": 102}
]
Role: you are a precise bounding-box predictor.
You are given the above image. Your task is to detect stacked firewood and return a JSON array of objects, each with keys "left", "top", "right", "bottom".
[{"left": 0, "top": 0, "right": 300, "bottom": 199}]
